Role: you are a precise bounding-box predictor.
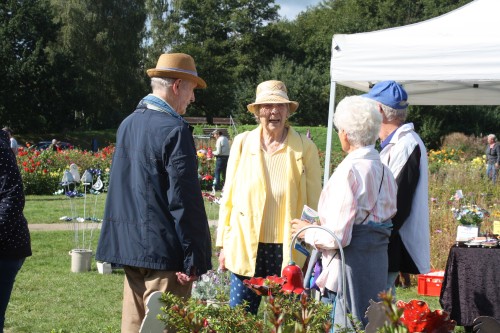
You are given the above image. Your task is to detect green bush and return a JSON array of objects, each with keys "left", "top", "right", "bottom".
[{"left": 17, "top": 145, "right": 114, "bottom": 195}]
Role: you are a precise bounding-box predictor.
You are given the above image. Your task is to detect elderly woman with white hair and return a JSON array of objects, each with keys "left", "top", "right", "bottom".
[
  {"left": 292, "top": 96, "right": 397, "bottom": 331},
  {"left": 486, "top": 134, "right": 500, "bottom": 183}
]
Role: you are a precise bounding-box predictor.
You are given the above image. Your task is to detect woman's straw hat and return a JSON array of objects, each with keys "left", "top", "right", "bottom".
[
  {"left": 247, "top": 80, "right": 299, "bottom": 114},
  {"left": 147, "top": 53, "right": 207, "bottom": 89}
]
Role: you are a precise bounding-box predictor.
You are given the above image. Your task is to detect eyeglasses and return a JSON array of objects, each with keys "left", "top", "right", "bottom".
[{"left": 259, "top": 104, "right": 288, "bottom": 115}]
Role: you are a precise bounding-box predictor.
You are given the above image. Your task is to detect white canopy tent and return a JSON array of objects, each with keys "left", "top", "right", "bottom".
[{"left": 324, "top": 0, "right": 500, "bottom": 181}]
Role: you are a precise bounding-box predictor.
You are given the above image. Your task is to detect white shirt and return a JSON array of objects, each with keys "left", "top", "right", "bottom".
[
  {"left": 214, "top": 135, "right": 230, "bottom": 156},
  {"left": 304, "top": 145, "right": 397, "bottom": 291}
]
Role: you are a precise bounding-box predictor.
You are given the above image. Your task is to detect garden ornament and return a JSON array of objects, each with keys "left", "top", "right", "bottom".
[
  {"left": 281, "top": 261, "right": 304, "bottom": 294},
  {"left": 69, "top": 163, "right": 80, "bottom": 183},
  {"left": 81, "top": 170, "right": 93, "bottom": 185}
]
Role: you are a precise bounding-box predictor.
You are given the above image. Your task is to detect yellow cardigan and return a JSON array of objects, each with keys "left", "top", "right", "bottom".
[{"left": 216, "top": 126, "right": 322, "bottom": 277}]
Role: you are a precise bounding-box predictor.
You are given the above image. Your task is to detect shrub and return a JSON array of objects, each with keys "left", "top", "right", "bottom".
[
  {"left": 16, "top": 146, "right": 114, "bottom": 195},
  {"left": 441, "top": 132, "right": 485, "bottom": 160}
]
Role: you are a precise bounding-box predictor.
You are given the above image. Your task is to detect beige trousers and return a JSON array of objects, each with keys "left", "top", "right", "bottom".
[{"left": 121, "top": 266, "right": 192, "bottom": 333}]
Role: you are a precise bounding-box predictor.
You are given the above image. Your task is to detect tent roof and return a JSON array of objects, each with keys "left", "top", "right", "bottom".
[{"left": 330, "top": 0, "right": 500, "bottom": 105}]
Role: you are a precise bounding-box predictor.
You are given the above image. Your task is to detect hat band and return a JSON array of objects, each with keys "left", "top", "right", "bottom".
[
  {"left": 156, "top": 66, "right": 199, "bottom": 77},
  {"left": 255, "top": 90, "right": 290, "bottom": 102}
]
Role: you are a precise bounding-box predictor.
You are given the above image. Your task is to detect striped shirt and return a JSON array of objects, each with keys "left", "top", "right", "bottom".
[
  {"left": 305, "top": 146, "right": 397, "bottom": 250},
  {"left": 259, "top": 144, "right": 288, "bottom": 243}
]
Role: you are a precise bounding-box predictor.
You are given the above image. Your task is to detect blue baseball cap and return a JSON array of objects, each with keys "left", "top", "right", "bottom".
[{"left": 362, "top": 81, "right": 409, "bottom": 110}]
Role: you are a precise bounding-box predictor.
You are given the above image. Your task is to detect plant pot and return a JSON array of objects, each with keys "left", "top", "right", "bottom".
[
  {"left": 69, "top": 249, "right": 92, "bottom": 273},
  {"left": 456, "top": 225, "right": 479, "bottom": 242},
  {"left": 97, "top": 261, "right": 112, "bottom": 274}
]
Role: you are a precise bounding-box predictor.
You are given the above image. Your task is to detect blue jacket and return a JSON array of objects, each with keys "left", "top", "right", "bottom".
[{"left": 95, "top": 99, "right": 212, "bottom": 276}]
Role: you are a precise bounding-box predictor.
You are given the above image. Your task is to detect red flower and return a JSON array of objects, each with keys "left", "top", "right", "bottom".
[
  {"left": 397, "top": 300, "right": 456, "bottom": 332},
  {"left": 243, "top": 275, "right": 286, "bottom": 296},
  {"left": 202, "top": 174, "right": 213, "bottom": 181}
]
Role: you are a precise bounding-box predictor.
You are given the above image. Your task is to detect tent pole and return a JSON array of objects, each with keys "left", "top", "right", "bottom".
[{"left": 324, "top": 81, "right": 336, "bottom": 186}]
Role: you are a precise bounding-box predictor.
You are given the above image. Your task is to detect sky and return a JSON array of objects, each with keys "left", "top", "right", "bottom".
[{"left": 275, "top": 0, "right": 323, "bottom": 20}]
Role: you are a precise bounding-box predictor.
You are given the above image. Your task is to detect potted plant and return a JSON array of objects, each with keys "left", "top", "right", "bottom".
[
  {"left": 191, "top": 269, "right": 231, "bottom": 305},
  {"left": 450, "top": 190, "right": 489, "bottom": 242}
]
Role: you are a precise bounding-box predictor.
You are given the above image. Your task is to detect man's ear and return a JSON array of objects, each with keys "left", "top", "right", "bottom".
[{"left": 172, "top": 79, "right": 182, "bottom": 95}]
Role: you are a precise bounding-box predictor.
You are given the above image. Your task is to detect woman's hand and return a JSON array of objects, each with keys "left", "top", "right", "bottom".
[
  {"left": 291, "top": 219, "right": 311, "bottom": 239},
  {"left": 218, "top": 248, "right": 226, "bottom": 271}
]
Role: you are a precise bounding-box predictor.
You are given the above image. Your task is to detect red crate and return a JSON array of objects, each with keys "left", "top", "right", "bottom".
[{"left": 417, "top": 271, "right": 444, "bottom": 297}]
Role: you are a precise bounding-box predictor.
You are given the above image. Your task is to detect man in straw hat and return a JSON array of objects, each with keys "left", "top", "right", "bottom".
[
  {"left": 216, "top": 80, "right": 322, "bottom": 314},
  {"left": 96, "top": 53, "right": 212, "bottom": 332}
]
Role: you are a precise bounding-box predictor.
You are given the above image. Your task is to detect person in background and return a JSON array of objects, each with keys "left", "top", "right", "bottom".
[
  {"left": 217, "top": 80, "right": 322, "bottom": 314},
  {"left": 0, "top": 129, "right": 32, "bottom": 331},
  {"left": 291, "top": 96, "right": 397, "bottom": 330},
  {"left": 362, "top": 80, "right": 431, "bottom": 296},
  {"left": 211, "top": 130, "right": 230, "bottom": 192},
  {"left": 95, "top": 53, "right": 212, "bottom": 333},
  {"left": 49, "top": 139, "right": 59, "bottom": 152},
  {"left": 486, "top": 134, "right": 500, "bottom": 183},
  {"left": 2, "top": 127, "right": 18, "bottom": 156}
]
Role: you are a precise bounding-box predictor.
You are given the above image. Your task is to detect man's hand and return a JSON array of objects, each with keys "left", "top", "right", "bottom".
[
  {"left": 218, "top": 249, "right": 226, "bottom": 271},
  {"left": 176, "top": 272, "right": 197, "bottom": 285}
]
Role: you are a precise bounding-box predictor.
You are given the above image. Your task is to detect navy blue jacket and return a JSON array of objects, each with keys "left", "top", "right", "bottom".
[
  {"left": 0, "top": 130, "right": 31, "bottom": 259},
  {"left": 95, "top": 100, "right": 212, "bottom": 276}
]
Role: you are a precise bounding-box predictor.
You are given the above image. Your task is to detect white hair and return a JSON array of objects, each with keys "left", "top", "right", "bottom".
[
  {"left": 488, "top": 134, "right": 497, "bottom": 141},
  {"left": 150, "top": 77, "right": 176, "bottom": 90},
  {"left": 380, "top": 103, "right": 407, "bottom": 124},
  {"left": 334, "top": 96, "right": 382, "bottom": 147}
]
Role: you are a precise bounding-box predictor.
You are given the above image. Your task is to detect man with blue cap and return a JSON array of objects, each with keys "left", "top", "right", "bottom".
[{"left": 362, "top": 81, "right": 430, "bottom": 296}]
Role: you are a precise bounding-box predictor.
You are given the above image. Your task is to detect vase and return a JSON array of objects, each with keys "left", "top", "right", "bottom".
[{"left": 456, "top": 225, "right": 479, "bottom": 242}]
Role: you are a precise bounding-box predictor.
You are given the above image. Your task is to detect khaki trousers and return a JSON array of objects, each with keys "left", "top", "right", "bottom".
[{"left": 121, "top": 266, "right": 192, "bottom": 333}]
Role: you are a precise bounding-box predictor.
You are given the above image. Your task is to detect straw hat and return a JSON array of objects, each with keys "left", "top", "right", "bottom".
[
  {"left": 147, "top": 53, "right": 207, "bottom": 89},
  {"left": 247, "top": 80, "right": 299, "bottom": 114}
]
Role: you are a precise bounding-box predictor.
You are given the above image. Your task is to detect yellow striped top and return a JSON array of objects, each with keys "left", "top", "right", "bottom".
[{"left": 259, "top": 143, "right": 288, "bottom": 243}]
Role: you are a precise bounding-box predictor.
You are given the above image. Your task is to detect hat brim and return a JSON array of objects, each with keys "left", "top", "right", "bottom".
[
  {"left": 146, "top": 69, "right": 207, "bottom": 89},
  {"left": 247, "top": 101, "right": 299, "bottom": 114}
]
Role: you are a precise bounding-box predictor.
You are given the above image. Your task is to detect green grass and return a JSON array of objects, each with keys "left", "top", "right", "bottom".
[
  {"left": 6, "top": 231, "right": 123, "bottom": 333},
  {"left": 24, "top": 193, "right": 220, "bottom": 224}
]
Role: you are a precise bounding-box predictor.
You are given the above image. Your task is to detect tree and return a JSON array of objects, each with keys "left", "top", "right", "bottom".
[
  {"left": 0, "top": 0, "right": 64, "bottom": 133},
  {"left": 233, "top": 56, "right": 327, "bottom": 125},
  {"left": 145, "top": 0, "right": 288, "bottom": 121},
  {"left": 50, "top": 0, "right": 147, "bottom": 130}
]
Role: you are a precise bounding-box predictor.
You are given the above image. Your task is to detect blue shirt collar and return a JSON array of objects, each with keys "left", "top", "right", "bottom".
[{"left": 380, "top": 128, "right": 398, "bottom": 149}]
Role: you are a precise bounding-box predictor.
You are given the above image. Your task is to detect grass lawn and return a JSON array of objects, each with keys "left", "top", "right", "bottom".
[{"left": 24, "top": 193, "right": 220, "bottom": 224}]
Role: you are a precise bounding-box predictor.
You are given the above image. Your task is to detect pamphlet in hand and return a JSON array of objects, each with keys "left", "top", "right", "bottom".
[{"left": 294, "top": 205, "right": 319, "bottom": 256}]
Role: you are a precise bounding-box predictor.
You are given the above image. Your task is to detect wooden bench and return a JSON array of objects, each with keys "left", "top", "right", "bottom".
[{"left": 184, "top": 117, "right": 232, "bottom": 126}]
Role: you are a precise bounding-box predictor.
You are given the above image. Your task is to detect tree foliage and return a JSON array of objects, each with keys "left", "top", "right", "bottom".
[
  {"left": 0, "top": 0, "right": 62, "bottom": 132},
  {"left": 2, "top": 0, "right": 498, "bottom": 148},
  {"left": 50, "top": 0, "right": 147, "bottom": 130}
]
